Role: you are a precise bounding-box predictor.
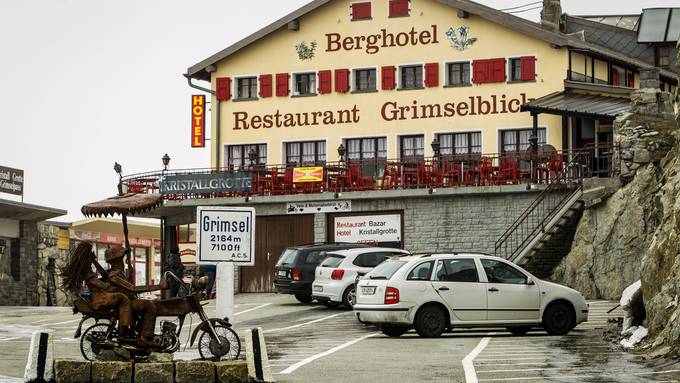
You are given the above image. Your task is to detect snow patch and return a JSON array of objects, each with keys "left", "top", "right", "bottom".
[
  {"left": 620, "top": 280, "right": 643, "bottom": 333},
  {"left": 620, "top": 326, "right": 648, "bottom": 349}
]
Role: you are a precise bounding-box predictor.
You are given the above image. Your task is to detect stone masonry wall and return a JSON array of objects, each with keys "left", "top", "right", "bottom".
[
  {"left": 0, "top": 221, "right": 39, "bottom": 305},
  {"left": 247, "top": 190, "right": 542, "bottom": 255}
]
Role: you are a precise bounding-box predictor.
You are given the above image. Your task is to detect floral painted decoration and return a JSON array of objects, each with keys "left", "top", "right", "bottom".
[
  {"left": 446, "top": 26, "right": 477, "bottom": 51},
  {"left": 295, "top": 40, "right": 317, "bottom": 61}
]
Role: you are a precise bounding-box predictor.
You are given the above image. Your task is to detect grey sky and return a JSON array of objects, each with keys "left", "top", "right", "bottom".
[{"left": 1, "top": 0, "right": 677, "bottom": 222}]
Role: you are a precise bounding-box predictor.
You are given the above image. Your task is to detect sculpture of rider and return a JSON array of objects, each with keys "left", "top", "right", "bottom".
[{"left": 86, "top": 246, "right": 166, "bottom": 349}]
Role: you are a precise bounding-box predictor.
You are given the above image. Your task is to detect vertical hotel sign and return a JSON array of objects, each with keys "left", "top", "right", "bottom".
[{"left": 191, "top": 95, "right": 206, "bottom": 148}]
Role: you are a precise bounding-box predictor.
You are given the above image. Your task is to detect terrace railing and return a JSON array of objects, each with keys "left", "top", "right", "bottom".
[{"left": 121, "top": 145, "right": 613, "bottom": 201}]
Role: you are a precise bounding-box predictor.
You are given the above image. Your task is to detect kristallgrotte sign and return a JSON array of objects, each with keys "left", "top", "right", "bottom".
[{"left": 159, "top": 172, "right": 252, "bottom": 195}]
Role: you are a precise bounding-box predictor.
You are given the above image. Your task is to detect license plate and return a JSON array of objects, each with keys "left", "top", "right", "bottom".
[
  {"left": 313, "top": 285, "right": 323, "bottom": 292},
  {"left": 361, "top": 286, "right": 376, "bottom": 295},
  {"left": 277, "top": 270, "right": 287, "bottom": 277}
]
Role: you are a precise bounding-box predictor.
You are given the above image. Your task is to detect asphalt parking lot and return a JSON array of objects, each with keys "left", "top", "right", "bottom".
[{"left": 0, "top": 295, "right": 678, "bottom": 382}]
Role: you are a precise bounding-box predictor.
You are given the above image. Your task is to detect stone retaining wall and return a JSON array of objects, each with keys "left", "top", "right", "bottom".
[{"left": 54, "top": 359, "right": 248, "bottom": 383}]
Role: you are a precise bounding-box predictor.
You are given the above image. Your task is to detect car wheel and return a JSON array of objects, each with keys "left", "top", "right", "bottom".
[
  {"left": 506, "top": 326, "right": 531, "bottom": 336},
  {"left": 342, "top": 286, "right": 356, "bottom": 308},
  {"left": 415, "top": 305, "right": 447, "bottom": 338},
  {"left": 381, "top": 325, "right": 410, "bottom": 337},
  {"left": 543, "top": 303, "right": 575, "bottom": 335},
  {"left": 321, "top": 300, "right": 341, "bottom": 308},
  {"left": 294, "top": 294, "right": 313, "bottom": 304}
]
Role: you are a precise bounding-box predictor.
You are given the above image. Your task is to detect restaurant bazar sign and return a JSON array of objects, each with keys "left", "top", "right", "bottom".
[
  {"left": 232, "top": 93, "right": 531, "bottom": 130},
  {"left": 159, "top": 172, "right": 252, "bottom": 195}
]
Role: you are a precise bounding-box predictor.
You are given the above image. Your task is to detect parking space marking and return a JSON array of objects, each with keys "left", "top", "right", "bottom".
[
  {"left": 234, "top": 303, "right": 272, "bottom": 316},
  {"left": 462, "top": 332, "right": 495, "bottom": 383},
  {"left": 477, "top": 370, "right": 680, "bottom": 382},
  {"left": 278, "top": 332, "right": 378, "bottom": 374},
  {"left": 263, "top": 312, "right": 350, "bottom": 333}
]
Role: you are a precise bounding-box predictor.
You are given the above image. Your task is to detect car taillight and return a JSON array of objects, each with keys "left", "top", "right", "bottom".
[
  {"left": 331, "top": 269, "right": 345, "bottom": 280},
  {"left": 384, "top": 287, "right": 399, "bottom": 304},
  {"left": 291, "top": 268, "right": 301, "bottom": 281}
]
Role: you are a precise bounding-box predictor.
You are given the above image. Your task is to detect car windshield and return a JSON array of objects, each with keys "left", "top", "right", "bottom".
[
  {"left": 320, "top": 255, "right": 344, "bottom": 268},
  {"left": 276, "top": 248, "right": 298, "bottom": 266},
  {"left": 366, "top": 260, "right": 407, "bottom": 280}
]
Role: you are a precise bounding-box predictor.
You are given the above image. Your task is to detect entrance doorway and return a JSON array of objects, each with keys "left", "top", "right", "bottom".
[{"left": 239, "top": 215, "right": 314, "bottom": 293}]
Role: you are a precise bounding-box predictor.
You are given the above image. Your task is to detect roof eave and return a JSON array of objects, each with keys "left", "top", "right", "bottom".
[{"left": 186, "top": 0, "right": 332, "bottom": 80}]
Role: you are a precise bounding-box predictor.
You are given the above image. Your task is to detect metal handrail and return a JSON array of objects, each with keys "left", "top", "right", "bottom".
[{"left": 493, "top": 149, "right": 593, "bottom": 260}]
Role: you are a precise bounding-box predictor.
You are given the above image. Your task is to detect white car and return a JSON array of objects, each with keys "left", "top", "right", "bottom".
[
  {"left": 312, "top": 247, "right": 410, "bottom": 308},
  {"left": 354, "top": 253, "right": 588, "bottom": 337}
]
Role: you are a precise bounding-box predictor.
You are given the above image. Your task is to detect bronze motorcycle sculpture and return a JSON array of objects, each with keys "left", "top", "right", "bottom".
[{"left": 72, "top": 269, "right": 240, "bottom": 361}]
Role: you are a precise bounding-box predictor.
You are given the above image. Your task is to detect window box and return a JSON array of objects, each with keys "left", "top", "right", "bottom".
[
  {"left": 446, "top": 61, "right": 471, "bottom": 87},
  {"left": 226, "top": 144, "right": 267, "bottom": 170},
  {"left": 285, "top": 141, "right": 326, "bottom": 165},
  {"left": 508, "top": 56, "right": 536, "bottom": 82},
  {"left": 235, "top": 77, "right": 258, "bottom": 100}
]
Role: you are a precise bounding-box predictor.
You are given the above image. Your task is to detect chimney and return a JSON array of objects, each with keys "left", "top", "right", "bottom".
[{"left": 540, "top": 0, "right": 562, "bottom": 32}]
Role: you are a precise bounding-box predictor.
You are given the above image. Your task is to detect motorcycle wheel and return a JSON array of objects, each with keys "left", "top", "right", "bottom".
[
  {"left": 198, "top": 324, "right": 241, "bottom": 361},
  {"left": 80, "top": 322, "right": 112, "bottom": 361}
]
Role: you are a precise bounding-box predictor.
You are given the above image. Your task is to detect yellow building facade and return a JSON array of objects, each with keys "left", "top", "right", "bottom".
[{"left": 186, "top": 0, "right": 676, "bottom": 170}]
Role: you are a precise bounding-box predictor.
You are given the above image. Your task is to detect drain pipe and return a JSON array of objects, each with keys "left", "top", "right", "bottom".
[{"left": 184, "top": 71, "right": 220, "bottom": 170}]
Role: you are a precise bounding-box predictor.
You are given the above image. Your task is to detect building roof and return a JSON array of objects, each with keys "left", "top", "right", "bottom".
[
  {"left": 574, "top": 15, "right": 640, "bottom": 31},
  {"left": 565, "top": 16, "right": 657, "bottom": 67},
  {"left": 520, "top": 91, "right": 631, "bottom": 119},
  {"left": 0, "top": 198, "right": 67, "bottom": 222},
  {"left": 637, "top": 8, "right": 680, "bottom": 43},
  {"left": 186, "top": 0, "right": 679, "bottom": 82}
]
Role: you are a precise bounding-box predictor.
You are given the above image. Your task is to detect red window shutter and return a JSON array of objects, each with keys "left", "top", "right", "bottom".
[
  {"left": 389, "top": 0, "right": 409, "bottom": 17},
  {"left": 334, "top": 69, "right": 350, "bottom": 93},
  {"left": 259, "top": 74, "right": 272, "bottom": 97},
  {"left": 611, "top": 68, "right": 619, "bottom": 86},
  {"left": 381, "top": 66, "right": 396, "bottom": 90},
  {"left": 216, "top": 77, "right": 231, "bottom": 101},
  {"left": 472, "top": 60, "right": 489, "bottom": 84},
  {"left": 492, "top": 58, "right": 506, "bottom": 82},
  {"left": 318, "top": 70, "right": 332, "bottom": 94},
  {"left": 351, "top": 2, "right": 371, "bottom": 20},
  {"left": 627, "top": 73, "right": 635, "bottom": 88},
  {"left": 276, "top": 73, "right": 289, "bottom": 97},
  {"left": 520, "top": 56, "right": 536, "bottom": 81},
  {"left": 424, "top": 63, "right": 439, "bottom": 87}
]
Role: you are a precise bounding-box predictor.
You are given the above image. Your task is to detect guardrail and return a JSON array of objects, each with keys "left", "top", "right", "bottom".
[{"left": 122, "top": 145, "right": 613, "bottom": 201}]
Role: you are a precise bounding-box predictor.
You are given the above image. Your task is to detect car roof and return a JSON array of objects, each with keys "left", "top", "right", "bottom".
[
  {"left": 393, "top": 253, "right": 503, "bottom": 263},
  {"left": 326, "top": 247, "right": 410, "bottom": 257},
  {"left": 288, "top": 243, "right": 370, "bottom": 251}
]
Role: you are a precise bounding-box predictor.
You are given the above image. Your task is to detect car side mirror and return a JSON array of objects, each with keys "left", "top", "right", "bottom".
[{"left": 526, "top": 277, "right": 535, "bottom": 285}]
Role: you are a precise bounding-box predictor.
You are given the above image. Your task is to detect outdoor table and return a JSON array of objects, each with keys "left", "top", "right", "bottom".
[{"left": 325, "top": 164, "right": 348, "bottom": 192}]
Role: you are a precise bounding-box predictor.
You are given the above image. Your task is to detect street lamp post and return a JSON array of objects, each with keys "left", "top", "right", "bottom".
[
  {"left": 248, "top": 148, "right": 258, "bottom": 169},
  {"left": 114, "top": 162, "right": 123, "bottom": 195},
  {"left": 162, "top": 153, "right": 171, "bottom": 172},
  {"left": 337, "top": 144, "right": 346, "bottom": 164}
]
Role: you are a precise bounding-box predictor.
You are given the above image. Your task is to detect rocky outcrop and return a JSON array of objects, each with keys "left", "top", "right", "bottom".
[
  {"left": 550, "top": 164, "right": 660, "bottom": 299},
  {"left": 554, "top": 42, "right": 680, "bottom": 355}
]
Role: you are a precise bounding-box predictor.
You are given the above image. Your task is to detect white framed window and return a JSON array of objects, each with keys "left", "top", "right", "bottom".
[
  {"left": 293, "top": 72, "right": 317, "bottom": 96},
  {"left": 398, "top": 64, "right": 424, "bottom": 89},
  {"left": 235, "top": 76, "right": 258, "bottom": 99},
  {"left": 352, "top": 67, "right": 377, "bottom": 91},
  {"left": 445, "top": 61, "right": 471, "bottom": 86}
]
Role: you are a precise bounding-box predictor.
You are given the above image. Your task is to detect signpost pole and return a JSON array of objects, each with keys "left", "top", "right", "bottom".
[{"left": 216, "top": 261, "right": 235, "bottom": 320}]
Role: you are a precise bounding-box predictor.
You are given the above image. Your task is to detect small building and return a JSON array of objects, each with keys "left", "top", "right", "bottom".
[{"left": 0, "top": 198, "right": 66, "bottom": 305}]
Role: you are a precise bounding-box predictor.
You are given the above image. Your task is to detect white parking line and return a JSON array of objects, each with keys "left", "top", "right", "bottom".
[
  {"left": 47, "top": 318, "right": 80, "bottom": 326},
  {"left": 233, "top": 303, "right": 272, "bottom": 316},
  {"left": 462, "top": 332, "right": 495, "bottom": 383},
  {"left": 477, "top": 370, "right": 680, "bottom": 382},
  {"left": 263, "top": 312, "right": 349, "bottom": 333},
  {"left": 278, "top": 332, "right": 378, "bottom": 374}
]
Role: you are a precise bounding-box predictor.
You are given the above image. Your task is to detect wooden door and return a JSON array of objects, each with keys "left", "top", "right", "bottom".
[{"left": 239, "top": 215, "right": 314, "bottom": 292}]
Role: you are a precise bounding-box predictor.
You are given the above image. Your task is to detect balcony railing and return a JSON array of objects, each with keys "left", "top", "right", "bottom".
[{"left": 122, "top": 145, "right": 613, "bottom": 201}]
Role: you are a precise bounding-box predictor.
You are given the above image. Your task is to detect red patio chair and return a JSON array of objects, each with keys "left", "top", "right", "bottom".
[{"left": 495, "top": 156, "right": 520, "bottom": 185}]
